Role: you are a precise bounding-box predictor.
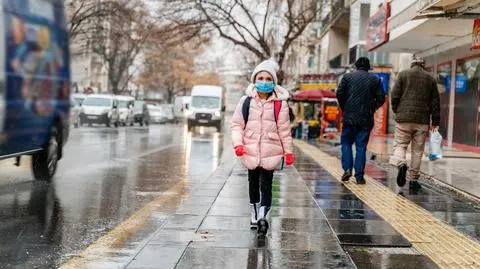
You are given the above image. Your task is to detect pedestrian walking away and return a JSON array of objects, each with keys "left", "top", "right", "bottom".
[
  {"left": 336, "top": 57, "right": 386, "bottom": 184},
  {"left": 390, "top": 56, "right": 440, "bottom": 190},
  {"left": 231, "top": 60, "right": 294, "bottom": 239}
]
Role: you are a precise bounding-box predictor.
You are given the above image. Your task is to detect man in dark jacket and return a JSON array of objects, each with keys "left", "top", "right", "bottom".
[
  {"left": 337, "top": 57, "right": 385, "bottom": 184},
  {"left": 390, "top": 56, "right": 440, "bottom": 190}
]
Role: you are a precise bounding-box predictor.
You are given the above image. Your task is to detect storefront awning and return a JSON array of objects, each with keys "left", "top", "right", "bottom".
[
  {"left": 291, "top": 90, "right": 337, "bottom": 102},
  {"left": 371, "top": 17, "right": 473, "bottom": 54}
]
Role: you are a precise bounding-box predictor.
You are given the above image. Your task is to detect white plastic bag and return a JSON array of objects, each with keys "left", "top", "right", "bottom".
[{"left": 429, "top": 130, "right": 443, "bottom": 161}]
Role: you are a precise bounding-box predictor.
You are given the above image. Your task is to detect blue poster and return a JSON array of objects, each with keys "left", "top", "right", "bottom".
[
  {"left": 373, "top": 72, "right": 390, "bottom": 94},
  {"left": 444, "top": 75, "right": 468, "bottom": 93}
]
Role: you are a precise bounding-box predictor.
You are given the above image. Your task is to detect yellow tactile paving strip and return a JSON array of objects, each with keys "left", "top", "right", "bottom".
[{"left": 295, "top": 140, "right": 480, "bottom": 269}]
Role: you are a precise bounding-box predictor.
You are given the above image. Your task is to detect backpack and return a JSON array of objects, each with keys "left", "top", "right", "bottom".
[
  {"left": 241, "top": 96, "right": 284, "bottom": 170},
  {"left": 241, "top": 96, "right": 282, "bottom": 128}
]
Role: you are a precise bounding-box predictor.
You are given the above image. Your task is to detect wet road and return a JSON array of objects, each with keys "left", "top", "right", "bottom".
[{"left": 0, "top": 123, "right": 224, "bottom": 268}]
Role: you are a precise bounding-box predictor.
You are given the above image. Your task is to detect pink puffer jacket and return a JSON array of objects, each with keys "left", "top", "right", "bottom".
[{"left": 231, "top": 84, "right": 293, "bottom": 171}]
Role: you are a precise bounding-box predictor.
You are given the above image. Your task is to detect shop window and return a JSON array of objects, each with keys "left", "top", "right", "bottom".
[
  {"left": 454, "top": 56, "right": 480, "bottom": 146},
  {"left": 437, "top": 62, "right": 452, "bottom": 139},
  {"left": 329, "top": 54, "right": 342, "bottom": 69},
  {"left": 349, "top": 46, "right": 357, "bottom": 65}
]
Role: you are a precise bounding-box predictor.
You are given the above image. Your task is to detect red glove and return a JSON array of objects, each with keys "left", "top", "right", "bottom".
[
  {"left": 285, "top": 153, "right": 295, "bottom": 166},
  {"left": 235, "top": 145, "right": 246, "bottom": 157}
]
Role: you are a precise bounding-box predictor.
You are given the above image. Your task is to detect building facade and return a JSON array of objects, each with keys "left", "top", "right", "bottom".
[{"left": 370, "top": 0, "right": 480, "bottom": 148}]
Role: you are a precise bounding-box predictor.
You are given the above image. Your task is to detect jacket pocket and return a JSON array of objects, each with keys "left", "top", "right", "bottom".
[{"left": 267, "top": 132, "right": 280, "bottom": 141}]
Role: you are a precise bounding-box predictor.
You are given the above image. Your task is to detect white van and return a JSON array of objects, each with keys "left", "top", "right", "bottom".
[
  {"left": 116, "top": 96, "right": 135, "bottom": 126},
  {"left": 173, "top": 96, "right": 191, "bottom": 122},
  {"left": 80, "top": 94, "right": 120, "bottom": 127},
  {"left": 186, "top": 85, "right": 225, "bottom": 132}
]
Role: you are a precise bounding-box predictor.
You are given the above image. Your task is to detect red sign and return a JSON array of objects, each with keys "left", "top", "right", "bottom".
[
  {"left": 366, "top": 3, "right": 390, "bottom": 51},
  {"left": 472, "top": 19, "right": 480, "bottom": 50}
]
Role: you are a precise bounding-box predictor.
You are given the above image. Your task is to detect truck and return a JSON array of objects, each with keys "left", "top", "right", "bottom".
[
  {"left": 186, "top": 85, "right": 225, "bottom": 132},
  {"left": 0, "top": 0, "right": 71, "bottom": 181}
]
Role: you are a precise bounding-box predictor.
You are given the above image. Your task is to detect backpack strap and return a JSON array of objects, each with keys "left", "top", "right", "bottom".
[
  {"left": 274, "top": 100, "right": 282, "bottom": 123},
  {"left": 242, "top": 96, "right": 252, "bottom": 129}
]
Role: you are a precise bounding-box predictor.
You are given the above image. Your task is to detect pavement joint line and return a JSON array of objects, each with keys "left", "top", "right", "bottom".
[
  {"left": 295, "top": 140, "right": 480, "bottom": 269},
  {"left": 57, "top": 179, "right": 189, "bottom": 269},
  {"left": 288, "top": 164, "right": 359, "bottom": 267}
]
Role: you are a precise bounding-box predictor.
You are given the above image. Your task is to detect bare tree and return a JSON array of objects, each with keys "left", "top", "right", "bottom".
[
  {"left": 90, "top": 1, "right": 151, "bottom": 94},
  {"left": 137, "top": 37, "right": 219, "bottom": 103},
  {"left": 67, "top": 0, "right": 109, "bottom": 39},
  {"left": 159, "top": 0, "right": 317, "bottom": 84}
]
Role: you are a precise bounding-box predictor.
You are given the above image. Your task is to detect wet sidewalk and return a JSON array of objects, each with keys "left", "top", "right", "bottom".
[
  {"left": 367, "top": 136, "right": 480, "bottom": 199},
  {"left": 122, "top": 146, "right": 457, "bottom": 269},
  {"left": 302, "top": 140, "right": 480, "bottom": 268},
  {"left": 125, "top": 162, "right": 356, "bottom": 269}
]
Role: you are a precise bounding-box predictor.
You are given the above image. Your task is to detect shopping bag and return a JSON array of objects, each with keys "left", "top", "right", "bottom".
[{"left": 428, "top": 130, "right": 443, "bottom": 161}]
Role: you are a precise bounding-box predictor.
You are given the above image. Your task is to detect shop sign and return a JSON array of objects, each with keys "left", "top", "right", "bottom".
[
  {"left": 472, "top": 18, "right": 480, "bottom": 50},
  {"left": 299, "top": 73, "right": 337, "bottom": 91},
  {"left": 417, "top": 0, "right": 441, "bottom": 13},
  {"left": 366, "top": 3, "right": 390, "bottom": 51}
]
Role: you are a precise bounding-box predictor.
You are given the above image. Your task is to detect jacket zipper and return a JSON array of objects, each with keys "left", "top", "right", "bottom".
[{"left": 258, "top": 101, "right": 263, "bottom": 167}]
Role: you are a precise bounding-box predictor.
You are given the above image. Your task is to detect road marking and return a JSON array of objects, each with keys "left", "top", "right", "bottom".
[
  {"left": 295, "top": 140, "right": 480, "bottom": 269},
  {"left": 58, "top": 180, "right": 188, "bottom": 269}
]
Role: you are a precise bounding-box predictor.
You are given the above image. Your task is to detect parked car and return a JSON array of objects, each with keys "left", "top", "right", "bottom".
[
  {"left": 160, "top": 104, "right": 176, "bottom": 123},
  {"left": 116, "top": 96, "right": 135, "bottom": 126},
  {"left": 133, "top": 101, "right": 150, "bottom": 126},
  {"left": 148, "top": 105, "right": 167, "bottom": 124},
  {"left": 0, "top": 1, "right": 71, "bottom": 181},
  {"left": 70, "top": 98, "right": 82, "bottom": 128},
  {"left": 80, "top": 94, "right": 120, "bottom": 127}
]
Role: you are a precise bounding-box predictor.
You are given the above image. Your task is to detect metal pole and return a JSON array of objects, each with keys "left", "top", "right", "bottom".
[{"left": 447, "top": 60, "right": 456, "bottom": 149}]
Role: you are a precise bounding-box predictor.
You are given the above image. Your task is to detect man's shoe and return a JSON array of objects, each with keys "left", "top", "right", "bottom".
[
  {"left": 409, "top": 181, "right": 422, "bottom": 190},
  {"left": 397, "top": 164, "right": 408, "bottom": 187},
  {"left": 341, "top": 171, "right": 352, "bottom": 182},
  {"left": 356, "top": 178, "right": 366, "bottom": 185}
]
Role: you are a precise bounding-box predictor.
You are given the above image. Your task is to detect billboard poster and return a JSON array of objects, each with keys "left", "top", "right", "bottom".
[
  {"left": 371, "top": 72, "right": 390, "bottom": 135},
  {"left": 366, "top": 3, "right": 390, "bottom": 51}
]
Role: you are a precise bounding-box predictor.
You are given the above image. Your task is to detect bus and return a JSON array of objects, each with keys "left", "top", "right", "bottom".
[{"left": 0, "top": 0, "right": 71, "bottom": 181}]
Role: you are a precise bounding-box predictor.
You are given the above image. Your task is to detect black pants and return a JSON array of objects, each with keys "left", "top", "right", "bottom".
[{"left": 248, "top": 167, "right": 274, "bottom": 207}]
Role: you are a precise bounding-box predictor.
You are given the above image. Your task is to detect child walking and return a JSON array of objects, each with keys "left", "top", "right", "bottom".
[{"left": 231, "top": 60, "right": 294, "bottom": 238}]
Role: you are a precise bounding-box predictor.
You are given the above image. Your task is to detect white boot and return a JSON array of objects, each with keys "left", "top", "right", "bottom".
[
  {"left": 257, "top": 206, "right": 270, "bottom": 238},
  {"left": 250, "top": 203, "right": 259, "bottom": 228}
]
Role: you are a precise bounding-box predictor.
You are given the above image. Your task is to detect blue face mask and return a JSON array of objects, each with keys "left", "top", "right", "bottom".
[{"left": 255, "top": 81, "right": 275, "bottom": 93}]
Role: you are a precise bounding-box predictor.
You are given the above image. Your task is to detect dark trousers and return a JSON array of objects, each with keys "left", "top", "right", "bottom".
[
  {"left": 341, "top": 125, "right": 371, "bottom": 180},
  {"left": 248, "top": 167, "right": 274, "bottom": 207}
]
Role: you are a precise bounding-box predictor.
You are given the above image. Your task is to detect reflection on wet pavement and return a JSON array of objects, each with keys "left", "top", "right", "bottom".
[
  {"left": 168, "top": 164, "right": 356, "bottom": 269},
  {"left": 0, "top": 124, "right": 223, "bottom": 268}
]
